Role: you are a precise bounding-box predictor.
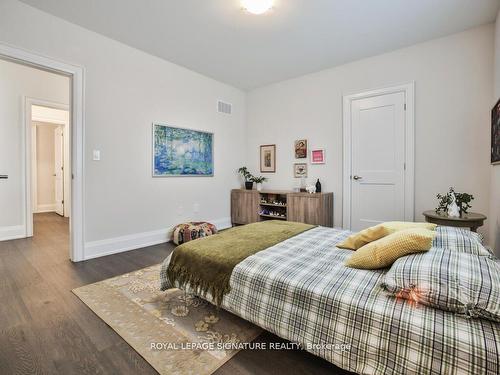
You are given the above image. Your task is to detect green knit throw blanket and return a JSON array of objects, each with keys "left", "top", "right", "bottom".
[{"left": 167, "top": 220, "right": 314, "bottom": 306}]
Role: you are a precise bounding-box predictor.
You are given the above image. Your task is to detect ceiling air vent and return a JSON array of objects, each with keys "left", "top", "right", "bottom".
[{"left": 217, "top": 101, "right": 232, "bottom": 115}]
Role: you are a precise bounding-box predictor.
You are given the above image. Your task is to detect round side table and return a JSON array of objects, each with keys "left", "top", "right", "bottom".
[{"left": 423, "top": 210, "right": 487, "bottom": 232}]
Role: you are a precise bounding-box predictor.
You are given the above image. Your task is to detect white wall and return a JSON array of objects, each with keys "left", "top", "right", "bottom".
[
  {"left": 35, "top": 123, "right": 57, "bottom": 210},
  {"left": 491, "top": 10, "right": 500, "bottom": 256},
  {"left": 246, "top": 24, "right": 494, "bottom": 241},
  {"left": 0, "top": 0, "right": 494, "bottom": 258},
  {"left": 0, "top": 58, "right": 69, "bottom": 231},
  {"left": 0, "top": 0, "right": 246, "bottom": 258}
]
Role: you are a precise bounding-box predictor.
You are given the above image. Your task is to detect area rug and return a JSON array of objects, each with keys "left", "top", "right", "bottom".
[{"left": 73, "top": 264, "right": 262, "bottom": 375}]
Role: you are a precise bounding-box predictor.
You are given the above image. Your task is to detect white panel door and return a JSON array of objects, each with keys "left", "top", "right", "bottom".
[
  {"left": 54, "top": 126, "right": 64, "bottom": 216},
  {"left": 350, "top": 92, "right": 406, "bottom": 231}
]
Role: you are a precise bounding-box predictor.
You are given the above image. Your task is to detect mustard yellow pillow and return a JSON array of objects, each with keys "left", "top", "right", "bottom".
[
  {"left": 337, "top": 221, "right": 437, "bottom": 250},
  {"left": 382, "top": 221, "right": 437, "bottom": 232},
  {"left": 345, "top": 228, "right": 436, "bottom": 270},
  {"left": 336, "top": 224, "right": 393, "bottom": 250}
]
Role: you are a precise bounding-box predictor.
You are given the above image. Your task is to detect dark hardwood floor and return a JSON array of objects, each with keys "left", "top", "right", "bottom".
[{"left": 0, "top": 213, "right": 350, "bottom": 374}]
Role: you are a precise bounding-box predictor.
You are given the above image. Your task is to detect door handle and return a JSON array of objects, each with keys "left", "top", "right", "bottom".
[
  {"left": 0, "top": 175, "right": 7, "bottom": 179},
  {"left": 352, "top": 175, "right": 363, "bottom": 180}
]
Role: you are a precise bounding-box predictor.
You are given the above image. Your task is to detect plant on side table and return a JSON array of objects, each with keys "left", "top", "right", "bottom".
[
  {"left": 238, "top": 166, "right": 254, "bottom": 190},
  {"left": 435, "top": 187, "right": 474, "bottom": 217},
  {"left": 251, "top": 176, "right": 268, "bottom": 191}
]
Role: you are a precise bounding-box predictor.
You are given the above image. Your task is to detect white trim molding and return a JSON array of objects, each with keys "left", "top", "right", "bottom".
[
  {"left": 35, "top": 204, "right": 57, "bottom": 213},
  {"left": 84, "top": 217, "right": 232, "bottom": 260},
  {"left": 84, "top": 229, "right": 171, "bottom": 260},
  {"left": 0, "top": 225, "right": 26, "bottom": 241},
  {"left": 0, "top": 42, "right": 86, "bottom": 261},
  {"left": 210, "top": 217, "right": 233, "bottom": 231},
  {"left": 342, "top": 82, "right": 415, "bottom": 230}
]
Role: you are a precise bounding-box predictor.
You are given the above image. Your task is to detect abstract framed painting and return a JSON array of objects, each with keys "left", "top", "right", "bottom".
[
  {"left": 492, "top": 98, "right": 500, "bottom": 165},
  {"left": 153, "top": 123, "right": 214, "bottom": 177}
]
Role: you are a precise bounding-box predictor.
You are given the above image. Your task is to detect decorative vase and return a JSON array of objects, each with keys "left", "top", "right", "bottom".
[
  {"left": 299, "top": 176, "right": 307, "bottom": 192},
  {"left": 447, "top": 194, "right": 460, "bottom": 218},
  {"left": 256, "top": 183, "right": 263, "bottom": 191},
  {"left": 306, "top": 184, "right": 316, "bottom": 194},
  {"left": 245, "top": 181, "right": 254, "bottom": 190}
]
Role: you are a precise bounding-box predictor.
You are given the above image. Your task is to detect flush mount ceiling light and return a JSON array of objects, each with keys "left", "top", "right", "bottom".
[{"left": 241, "top": 0, "right": 274, "bottom": 15}]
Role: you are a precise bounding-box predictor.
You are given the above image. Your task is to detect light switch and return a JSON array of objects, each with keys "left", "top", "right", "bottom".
[{"left": 93, "top": 150, "right": 101, "bottom": 161}]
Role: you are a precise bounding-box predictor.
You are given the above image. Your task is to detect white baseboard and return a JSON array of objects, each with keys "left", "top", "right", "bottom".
[
  {"left": 84, "top": 228, "right": 170, "bottom": 260},
  {"left": 83, "top": 217, "right": 232, "bottom": 261},
  {"left": 210, "top": 217, "right": 232, "bottom": 231},
  {"left": 0, "top": 225, "right": 26, "bottom": 241},
  {"left": 35, "top": 204, "right": 56, "bottom": 213}
]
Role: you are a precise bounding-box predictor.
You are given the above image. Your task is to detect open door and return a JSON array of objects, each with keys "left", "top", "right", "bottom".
[{"left": 54, "top": 126, "right": 64, "bottom": 216}]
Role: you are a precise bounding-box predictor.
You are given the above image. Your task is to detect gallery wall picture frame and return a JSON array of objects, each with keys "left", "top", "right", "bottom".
[
  {"left": 260, "top": 144, "right": 276, "bottom": 173},
  {"left": 294, "top": 163, "right": 308, "bottom": 178},
  {"left": 492, "top": 98, "right": 500, "bottom": 165},
  {"left": 311, "top": 148, "right": 326, "bottom": 164},
  {"left": 152, "top": 123, "right": 214, "bottom": 177},
  {"left": 294, "top": 139, "right": 308, "bottom": 159}
]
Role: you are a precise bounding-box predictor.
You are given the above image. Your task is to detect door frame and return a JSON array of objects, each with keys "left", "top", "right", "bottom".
[
  {"left": 342, "top": 82, "right": 415, "bottom": 230},
  {"left": 0, "top": 42, "right": 85, "bottom": 262},
  {"left": 53, "top": 124, "right": 65, "bottom": 216},
  {"left": 28, "top": 99, "right": 70, "bottom": 216}
]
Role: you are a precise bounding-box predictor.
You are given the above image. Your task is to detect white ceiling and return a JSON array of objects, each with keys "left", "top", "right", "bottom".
[{"left": 19, "top": 0, "right": 500, "bottom": 90}]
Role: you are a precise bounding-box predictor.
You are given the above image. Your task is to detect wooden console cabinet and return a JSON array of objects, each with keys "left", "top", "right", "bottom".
[
  {"left": 230, "top": 189, "right": 259, "bottom": 225},
  {"left": 231, "top": 189, "right": 333, "bottom": 227}
]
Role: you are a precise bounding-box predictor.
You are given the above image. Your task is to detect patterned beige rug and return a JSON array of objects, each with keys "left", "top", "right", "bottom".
[{"left": 73, "top": 264, "right": 262, "bottom": 375}]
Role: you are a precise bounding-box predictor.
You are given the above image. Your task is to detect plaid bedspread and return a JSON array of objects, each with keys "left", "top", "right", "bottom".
[{"left": 160, "top": 227, "right": 500, "bottom": 374}]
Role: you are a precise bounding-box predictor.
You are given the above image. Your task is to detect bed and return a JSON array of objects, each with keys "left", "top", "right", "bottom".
[{"left": 160, "top": 223, "right": 500, "bottom": 375}]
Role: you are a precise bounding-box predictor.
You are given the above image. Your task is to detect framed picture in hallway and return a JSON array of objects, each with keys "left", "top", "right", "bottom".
[
  {"left": 153, "top": 123, "right": 214, "bottom": 176},
  {"left": 260, "top": 144, "right": 276, "bottom": 173}
]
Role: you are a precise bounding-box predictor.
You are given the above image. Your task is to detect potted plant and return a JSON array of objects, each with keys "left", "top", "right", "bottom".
[
  {"left": 251, "top": 176, "right": 267, "bottom": 191},
  {"left": 238, "top": 167, "right": 254, "bottom": 190},
  {"left": 436, "top": 187, "right": 474, "bottom": 217}
]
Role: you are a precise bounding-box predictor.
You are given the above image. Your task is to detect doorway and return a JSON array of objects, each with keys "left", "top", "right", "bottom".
[
  {"left": 31, "top": 104, "right": 70, "bottom": 218},
  {"left": 342, "top": 83, "right": 415, "bottom": 231},
  {"left": 0, "top": 42, "right": 85, "bottom": 261}
]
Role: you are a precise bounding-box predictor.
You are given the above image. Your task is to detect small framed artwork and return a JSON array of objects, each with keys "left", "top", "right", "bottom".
[
  {"left": 260, "top": 144, "right": 276, "bottom": 173},
  {"left": 492, "top": 98, "right": 500, "bottom": 164},
  {"left": 311, "top": 148, "right": 326, "bottom": 164},
  {"left": 294, "top": 139, "right": 307, "bottom": 159},
  {"left": 294, "top": 163, "right": 308, "bottom": 178}
]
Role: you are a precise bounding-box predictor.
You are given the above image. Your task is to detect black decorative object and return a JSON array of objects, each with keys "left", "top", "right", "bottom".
[
  {"left": 315, "top": 179, "right": 322, "bottom": 193},
  {"left": 245, "top": 181, "right": 254, "bottom": 190}
]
